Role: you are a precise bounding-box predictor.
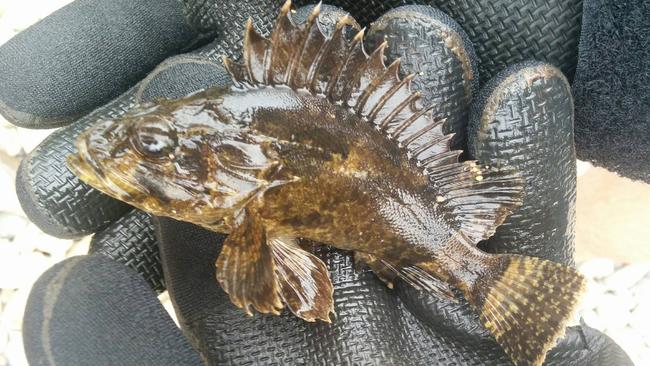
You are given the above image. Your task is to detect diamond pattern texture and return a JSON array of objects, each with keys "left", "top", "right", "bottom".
[
  {"left": 90, "top": 210, "right": 165, "bottom": 293},
  {"left": 469, "top": 63, "right": 576, "bottom": 266},
  {"left": 16, "top": 90, "right": 140, "bottom": 238},
  {"left": 182, "top": 0, "right": 582, "bottom": 84}
]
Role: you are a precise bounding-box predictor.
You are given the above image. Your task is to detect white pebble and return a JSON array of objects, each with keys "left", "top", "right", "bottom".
[
  {"left": 0, "top": 160, "right": 23, "bottom": 217},
  {"left": 630, "top": 303, "right": 650, "bottom": 331},
  {"left": 3, "top": 330, "right": 26, "bottom": 366},
  {"left": 15, "top": 128, "right": 54, "bottom": 154},
  {"left": 579, "top": 258, "right": 615, "bottom": 279},
  {"left": 631, "top": 278, "right": 650, "bottom": 297},
  {"left": 0, "top": 289, "right": 30, "bottom": 366},
  {"left": 596, "top": 293, "right": 634, "bottom": 331},
  {"left": 579, "top": 279, "right": 607, "bottom": 311},
  {"left": 0, "top": 251, "right": 51, "bottom": 289},
  {"left": 22, "top": 225, "right": 74, "bottom": 260},
  {"left": 0, "top": 290, "right": 28, "bottom": 335},
  {"left": 605, "top": 263, "right": 650, "bottom": 290},
  {"left": 580, "top": 309, "right": 607, "bottom": 331},
  {"left": 0, "top": 120, "right": 24, "bottom": 157},
  {"left": 66, "top": 237, "right": 91, "bottom": 257},
  {"left": 0, "top": 213, "right": 29, "bottom": 241},
  {"left": 159, "top": 291, "right": 179, "bottom": 328}
]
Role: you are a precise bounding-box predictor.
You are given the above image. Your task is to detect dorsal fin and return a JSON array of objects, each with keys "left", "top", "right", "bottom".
[{"left": 222, "top": 0, "right": 524, "bottom": 244}]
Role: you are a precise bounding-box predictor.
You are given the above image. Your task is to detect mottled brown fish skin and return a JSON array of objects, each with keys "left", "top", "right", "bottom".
[
  {"left": 67, "top": 2, "right": 588, "bottom": 365},
  {"left": 69, "top": 82, "right": 479, "bottom": 292},
  {"left": 243, "top": 89, "right": 455, "bottom": 267}
]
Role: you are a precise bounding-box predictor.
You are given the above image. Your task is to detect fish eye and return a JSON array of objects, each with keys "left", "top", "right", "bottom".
[{"left": 131, "top": 117, "right": 177, "bottom": 160}]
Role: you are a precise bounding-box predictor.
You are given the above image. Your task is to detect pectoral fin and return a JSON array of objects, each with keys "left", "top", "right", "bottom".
[
  {"left": 215, "top": 211, "right": 283, "bottom": 316},
  {"left": 268, "top": 237, "right": 335, "bottom": 322}
]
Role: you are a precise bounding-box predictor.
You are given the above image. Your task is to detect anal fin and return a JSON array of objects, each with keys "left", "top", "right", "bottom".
[
  {"left": 356, "top": 252, "right": 457, "bottom": 302},
  {"left": 268, "top": 236, "right": 334, "bottom": 322},
  {"left": 394, "top": 263, "right": 457, "bottom": 302},
  {"left": 354, "top": 251, "right": 398, "bottom": 288}
]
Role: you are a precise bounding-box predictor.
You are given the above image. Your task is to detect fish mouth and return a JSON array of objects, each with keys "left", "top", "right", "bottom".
[
  {"left": 66, "top": 151, "right": 117, "bottom": 199},
  {"left": 66, "top": 134, "right": 133, "bottom": 201}
]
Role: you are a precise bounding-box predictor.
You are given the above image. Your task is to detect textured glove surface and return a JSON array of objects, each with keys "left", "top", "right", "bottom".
[
  {"left": 572, "top": 0, "right": 650, "bottom": 182},
  {"left": 3, "top": 1, "right": 633, "bottom": 365}
]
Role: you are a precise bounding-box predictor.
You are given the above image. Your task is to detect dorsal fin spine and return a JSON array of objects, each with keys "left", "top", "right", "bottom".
[
  {"left": 402, "top": 118, "right": 445, "bottom": 148},
  {"left": 421, "top": 151, "right": 463, "bottom": 170},
  {"left": 306, "top": 39, "right": 329, "bottom": 92},
  {"left": 242, "top": 19, "right": 256, "bottom": 83},
  {"left": 326, "top": 28, "right": 365, "bottom": 100},
  {"left": 307, "top": 19, "right": 347, "bottom": 93},
  {"left": 402, "top": 118, "right": 440, "bottom": 148},
  {"left": 347, "top": 42, "right": 388, "bottom": 113},
  {"left": 368, "top": 74, "right": 415, "bottom": 122},
  {"left": 378, "top": 89, "right": 420, "bottom": 130},
  {"left": 223, "top": 0, "right": 525, "bottom": 250},
  {"left": 267, "top": 2, "right": 291, "bottom": 84},
  {"left": 362, "top": 60, "right": 407, "bottom": 121},
  {"left": 339, "top": 31, "right": 371, "bottom": 105},
  {"left": 412, "top": 134, "right": 453, "bottom": 158},
  {"left": 389, "top": 102, "right": 428, "bottom": 138},
  {"left": 286, "top": 4, "right": 321, "bottom": 87}
]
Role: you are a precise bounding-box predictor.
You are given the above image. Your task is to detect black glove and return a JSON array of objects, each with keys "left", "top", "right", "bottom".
[
  {"left": 0, "top": 0, "right": 633, "bottom": 365},
  {"left": 572, "top": 0, "right": 650, "bottom": 182}
]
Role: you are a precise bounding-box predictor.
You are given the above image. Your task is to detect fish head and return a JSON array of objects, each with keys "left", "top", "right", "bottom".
[{"left": 68, "top": 103, "right": 274, "bottom": 227}]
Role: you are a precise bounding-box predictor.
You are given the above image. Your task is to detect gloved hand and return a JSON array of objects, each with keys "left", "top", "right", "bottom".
[{"left": 0, "top": 0, "right": 633, "bottom": 365}]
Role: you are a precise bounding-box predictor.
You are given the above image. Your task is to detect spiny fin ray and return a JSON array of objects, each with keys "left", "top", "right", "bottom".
[{"left": 222, "top": 0, "right": 524, "bottom": 245}]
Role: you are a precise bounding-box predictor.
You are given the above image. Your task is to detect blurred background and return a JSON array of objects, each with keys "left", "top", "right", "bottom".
[{"left": 0, "top": 1, "right": 648, "bottom": 365}]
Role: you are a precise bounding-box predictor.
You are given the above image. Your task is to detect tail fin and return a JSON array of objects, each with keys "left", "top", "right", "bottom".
[{"left": 466, "top": 255, "right": 586, "bottom": 366}]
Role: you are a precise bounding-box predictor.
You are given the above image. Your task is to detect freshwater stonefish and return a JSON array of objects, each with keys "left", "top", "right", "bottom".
[{"left": 67, "top": 2, "right": 586, "bottom": 365}]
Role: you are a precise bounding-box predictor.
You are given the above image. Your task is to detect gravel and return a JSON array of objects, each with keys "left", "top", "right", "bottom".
[{"left": 578, "top": 260, "right": 650, "bottom": 365}]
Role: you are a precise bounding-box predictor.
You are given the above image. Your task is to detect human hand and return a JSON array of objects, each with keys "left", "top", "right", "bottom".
[{"left": 0, "top": 0, "right": 632, "bottom": 365}]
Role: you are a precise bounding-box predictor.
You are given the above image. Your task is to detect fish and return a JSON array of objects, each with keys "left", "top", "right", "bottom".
[{"left": 66, "top": 2, "right": 586, "bottom": 365}]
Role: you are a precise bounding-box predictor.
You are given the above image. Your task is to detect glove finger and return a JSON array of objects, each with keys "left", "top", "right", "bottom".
[
  {"left": 431, "top": 0, "right": 582, "bottom": 84},
  {"left": 0, "top": 0, "right": 200, "bottom": 129},
  {"left": 468, "top": 61, "right": 576, "bottom": 266},
  {"left": 573, "top": 0, "right": 650, "bottom": 182},
  {"left": 15, "top": 90, "right": 135, "bottom": 239},
  {"left": 546, "top": 322, "right": 633, "bottom": 365},
  {"left": 23, "top": 254, "right": 202, "bottom": 366},
  {"left": 465, "top": 63, "right": 631, "bottom": 363},
  {"left": 182, "top": 0, "right": 280, "bottom": 60},
  {"left": 302, "top": 0, "right": 581, "bottom": 84},
  {"left": 365, "top": 4, "right": 478, "bottom": 151},
  {"left": 89, "top": 209, "right": 164, "bottom": 293}
]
